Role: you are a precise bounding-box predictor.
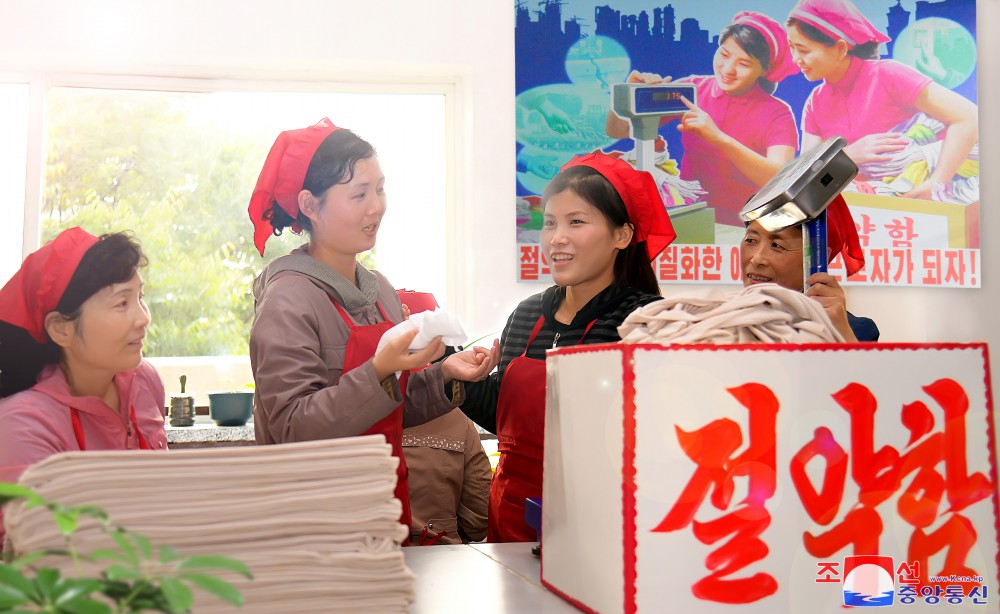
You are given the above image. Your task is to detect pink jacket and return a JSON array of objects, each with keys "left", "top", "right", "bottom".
[{"left": 0, "top": 361, "right": 167, "bottom": 542}]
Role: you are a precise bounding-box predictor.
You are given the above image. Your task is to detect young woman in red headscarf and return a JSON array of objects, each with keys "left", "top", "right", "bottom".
[
  {"left": 740, "top": 195, "right": 879, "bottom": 342},
  {"left": 461, "top": 153, "right": 676, "bottom": 542},
  {"left": 247, "top": 119, "right": 499, "bottom": 537},
  {"left": 0, "top": 228, "right": 167, "bottom": 541}
]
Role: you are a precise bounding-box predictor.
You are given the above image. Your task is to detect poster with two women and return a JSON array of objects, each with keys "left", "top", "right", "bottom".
[{"left": 514, "top": 0, "right": 979, "bottom": 287}]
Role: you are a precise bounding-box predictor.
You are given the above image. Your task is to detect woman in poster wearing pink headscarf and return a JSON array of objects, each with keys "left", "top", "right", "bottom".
[
  {"left": 787, "top": 0, "right": 978, "bottom": 201},
  {"left": 607, "top": 11, "right": 800, "bottom": 225}
]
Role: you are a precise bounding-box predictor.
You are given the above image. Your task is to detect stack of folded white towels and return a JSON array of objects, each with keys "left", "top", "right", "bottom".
[{"left": 4, "top": 435, "right": 414, "bottom": 613}]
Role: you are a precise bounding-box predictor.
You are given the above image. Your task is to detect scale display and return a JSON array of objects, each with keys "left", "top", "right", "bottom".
[{"left": 632, "top": 85, "right": 695, "bottom": 116}]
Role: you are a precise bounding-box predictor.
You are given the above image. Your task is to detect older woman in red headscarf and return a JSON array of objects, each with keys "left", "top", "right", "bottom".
[
  {"left": 0, "top": 228, "right": 167, "bottom": 541},
  {"left": 740, "top": 195, "right": 878, "bottom": 342},
  {"left": 461, "top": 153, "right": 676, "bottom": 542},
  {"left": 247, "top": 120, "right": 499, "bottom": 537}
]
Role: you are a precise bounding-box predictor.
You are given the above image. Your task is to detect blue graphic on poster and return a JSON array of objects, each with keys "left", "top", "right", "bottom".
[{"left": 514, "top": 0, "right": 980, "bottom": 288}]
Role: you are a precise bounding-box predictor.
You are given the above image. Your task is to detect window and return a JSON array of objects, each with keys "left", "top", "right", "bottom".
[{"left": 41, "top": 85, "right": 448, "bottom": 358}]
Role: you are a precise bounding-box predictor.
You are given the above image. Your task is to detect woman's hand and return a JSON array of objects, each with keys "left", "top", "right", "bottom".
[
  {"left": 537, "top": 99, "right": 575, "bottom": 134},
  {"left": 441, "top": 339, "right": 501, "bottom": 384},
  {"left": 916, "top": 45, "right": 952, "bottom": 83},
  {"left": 805, "top": 272, "right": 858, "bottom": 342},
  {"left": 843, "top": 132, "right": 909, "bottom": 165},
  {"left": 677, "top": 96, "right": 723, "bottom": 145},
  {"left": 626, "top": 70, "right": 672, "bottom": 84},
  {"left": 901, "top": 178, "right": 939, "bottom": 201},
  {"left": 524, "top": 153, "right": 560, "bottom": 179},
  {"left": 372, "top": 329, "right": 445, "bottom": 381}
]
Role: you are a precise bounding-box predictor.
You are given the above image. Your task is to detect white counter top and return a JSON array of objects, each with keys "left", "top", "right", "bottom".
[
  {"left": 404, "top": 542, "right": 576, "bottom": 613},
  {"left": 165, "top": 421, "right": 255, "bottom": 446}
]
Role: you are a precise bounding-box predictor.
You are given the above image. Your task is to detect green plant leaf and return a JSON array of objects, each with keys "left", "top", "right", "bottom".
[
  {"left": 103, "top": 564, "right": 143, "bottom": 582},
  {"left": 86, "top": 549, "right": 131, "bottom": 564},
  {"left": 72, "top": 505, "right": 110, "bottom": 525},
  {"left": 176, "top": 556, "right": 251, "bottom": 578},
  {"left": 9, "top": 550, "right": 52, "bottom": 569},
  {"left": 53, "top": 578, "right": 103, "bottom": 605},
  {"left": 0, "top": 483, "right": 44, "bottom": 508},
  {"left": 159, "top": 577, "right": 193, "bottom": 613},
  {"left": 97, "top": 579, "right": 132, "bottom": 601},
  {"left": 0, "top": 564, "right": 37, "bottom": 600},
  {"left": 34, "top": 567, "right": 60, "bottom": 599},
  {"left": 158, "top": 546, "right": 182, "bottom": 564},
  {"left": 51, "top": 508, "right": 80, "bottom": 536},
  {"left": 178, "top": 573, "right": 244, "bottom": 606},
  {"left": 0, "top": 584, "right": 31, "bottom": 609},
  {"left": 60, "top": 597, "right": 114, "bottom": 614},
  {"left": 107, "top": 530, "right": 138, "bottom": 567},
  {"left": 129, "top": 532, "right": 153, "bottom": 562}
]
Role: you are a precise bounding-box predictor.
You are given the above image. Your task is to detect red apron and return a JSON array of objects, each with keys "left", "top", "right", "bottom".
[
  {"left": 488, "top": 315, "right": 595, "bottom": 542},
  {"left": 71, "top": 405, "right": 151, "bottom": 451},
  {"left": 331, "top": 299, "right": 412, "bottom": 532}
]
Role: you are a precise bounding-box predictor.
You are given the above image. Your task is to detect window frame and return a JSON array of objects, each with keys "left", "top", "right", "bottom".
[{"left": 11, "top": 71, "right": 471, "bottom": 361}]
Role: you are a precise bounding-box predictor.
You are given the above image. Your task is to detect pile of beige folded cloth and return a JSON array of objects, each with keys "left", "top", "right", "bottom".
[
  {"left": 4, "top": 436, "right": 413, "bottom": 613},
  {"left": 619, "top": 283, "right": 845, "bottom": 345}
]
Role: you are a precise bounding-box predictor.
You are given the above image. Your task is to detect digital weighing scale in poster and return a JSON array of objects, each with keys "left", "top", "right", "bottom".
[{"left": 611, "top": 82, "right": 715, "bottom": 244}]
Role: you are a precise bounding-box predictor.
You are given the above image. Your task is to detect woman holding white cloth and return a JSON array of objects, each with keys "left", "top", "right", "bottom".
[{"left": 247, "top": 119, "right": 499, "bottom": 538}]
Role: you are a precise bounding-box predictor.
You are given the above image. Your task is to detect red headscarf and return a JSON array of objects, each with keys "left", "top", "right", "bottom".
[
  {"left": 731, "top": 11, "right": 799, "bottom": 83},
  {"left": 248, "top": 118, "right": 341, "bottom": 256},
  {"left": 788, "top": 0, "right": 890, "bottom": 48},
  {"left": 559, "top": 153, "right": 676, "bottom": 260},
  {"left": 826, "top": 194, "right": 865, "bottom": 277},
  {"left": 0, "top": 227, "right": 99, "bottom": 343}
]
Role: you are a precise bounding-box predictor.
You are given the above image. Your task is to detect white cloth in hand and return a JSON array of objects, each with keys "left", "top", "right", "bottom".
[{"left": 376, "top": 310, "right": 468, "bottom": 376}]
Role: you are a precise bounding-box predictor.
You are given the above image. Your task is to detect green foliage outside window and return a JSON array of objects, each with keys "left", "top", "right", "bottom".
[{"left": 42, "top": 90, "right": 376, "bottom": 357}]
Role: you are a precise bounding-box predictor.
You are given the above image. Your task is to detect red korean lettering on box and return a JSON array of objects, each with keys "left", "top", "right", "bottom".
[
  {"left": 896, "top": 561, "right": 920, "bottom": 585},
  {"left": 650, "top": 383, "right": 779, "bottom": 604},
  {"left": 790, "top": 379, "right": 993, "bottom": 595},
  {"left": 815, "top": 562, "right": 840, "bottom": 583}
]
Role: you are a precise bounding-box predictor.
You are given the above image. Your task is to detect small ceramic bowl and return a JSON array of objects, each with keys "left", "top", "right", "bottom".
[{"left": 208, "top": 391, "right": 254, "bottom": 427}]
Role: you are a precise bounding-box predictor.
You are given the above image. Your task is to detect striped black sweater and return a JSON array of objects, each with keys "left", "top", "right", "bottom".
[{"left": 460, "top": 283, "right": 660, "bottom": 433}]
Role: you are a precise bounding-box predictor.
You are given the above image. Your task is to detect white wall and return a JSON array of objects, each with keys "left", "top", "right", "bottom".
[{"left": 0, "top": 0, "right": 996, "bottom": 391}]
